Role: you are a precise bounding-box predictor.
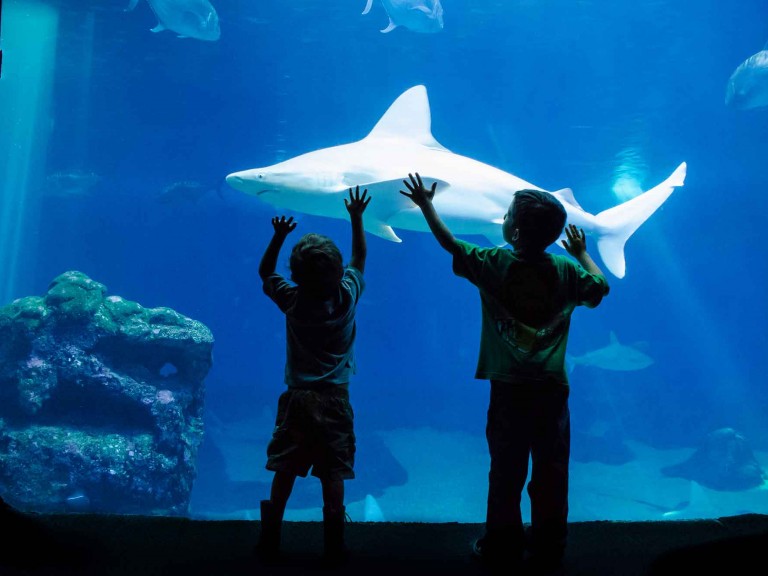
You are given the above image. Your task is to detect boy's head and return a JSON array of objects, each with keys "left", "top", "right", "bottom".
[
  {"left": 290, "top": 233, "right": 344, "bottom": 294},
  {"left": 503, "top": 189, "right": 567, "bottom": 253}
]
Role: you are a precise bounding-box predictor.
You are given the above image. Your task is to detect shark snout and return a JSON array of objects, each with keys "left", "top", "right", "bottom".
[{"left": 225, "top": 173, "right": 245, "bottom": 189}]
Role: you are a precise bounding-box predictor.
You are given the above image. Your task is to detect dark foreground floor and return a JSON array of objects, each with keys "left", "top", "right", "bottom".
[{"left": 2, "top": 501, "right": 767, "bottom": 576}]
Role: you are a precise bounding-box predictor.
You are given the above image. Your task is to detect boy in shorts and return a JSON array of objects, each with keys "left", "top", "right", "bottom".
[{"left": 256, "top": 186, "right": 371, "bottom": 565}]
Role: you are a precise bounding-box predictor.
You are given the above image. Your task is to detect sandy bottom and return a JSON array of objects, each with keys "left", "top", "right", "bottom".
[{"left": 204, "top": 417, "right": 768, "bottom": 523}]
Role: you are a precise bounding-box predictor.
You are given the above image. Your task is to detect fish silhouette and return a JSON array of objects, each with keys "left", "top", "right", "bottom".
[
  {"left": 567, "top": 332, "right": 653, "bottom": 372},
  {"left": 725, "top": 44, "right": 768, "bottom": 110},
  {"left": 125, "top": 0, "right": 220, "bottom": 41},
  {"left": 362, "top": 0, "right": 444, "bottom": 34}
]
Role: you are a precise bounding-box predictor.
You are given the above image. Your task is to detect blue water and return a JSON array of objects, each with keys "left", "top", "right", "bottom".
[{"left": 3, "top": 0, "right": 768, "bottom": 522}]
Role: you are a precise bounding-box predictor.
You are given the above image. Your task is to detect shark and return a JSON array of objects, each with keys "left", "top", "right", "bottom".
[
  {"left": 225, "top": 85, "right": 686, "bottom": 279},
  {"left": 726, "top": 44, "right": 768, "bottom": 110},
  {"left": 125, "top": 0, "right": 220, "bottom": 41},
  {"left": 567, "top": 331, "right": 653, "bottom": 373},
  {"left": 362, "top": 0, "right": 444, "bottom": 34}
]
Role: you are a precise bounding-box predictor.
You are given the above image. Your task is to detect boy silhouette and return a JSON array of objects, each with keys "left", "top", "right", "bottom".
[
  {"left": 256, "top": 186, "right": 371, "bottom": 565},
  {"left": 400, "top": 173, "right": 609, "bottom": 574}
]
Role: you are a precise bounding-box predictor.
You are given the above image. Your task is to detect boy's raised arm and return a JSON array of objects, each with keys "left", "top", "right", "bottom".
[
  {"left": 345, "top": 186, "right": 371, "bottom": 273},
  {"left": 400, "top": 172, "right": 460, "bottom": 255},
  {"left": 258, "top": 216, "right": 297, "bottom": 281}
]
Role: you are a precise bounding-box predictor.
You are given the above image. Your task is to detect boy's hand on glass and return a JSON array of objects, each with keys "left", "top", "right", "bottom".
[
  {"left": 344, "top": 185, "right": 371, "bottom": 217},
  {"left": 271, "top": 215, "right": 297, "bottom": 238},
  {"left": 400, "top": 172, "right": 436, "bottom": 207},
  {"left": 561, "top": 223, "right": 587, "bottom": 257}
]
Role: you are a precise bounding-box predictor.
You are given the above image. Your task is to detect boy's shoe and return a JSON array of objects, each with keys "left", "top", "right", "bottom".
[
  {"left": 524, "top": 552, "right": 565, "bottom": 575},
  {"left": 255, "top": 500, "right": 282, "bottom": 563},
  {"left": 471, "top": 535, "right": 523, "bottom": 566},
  {"left": 322, "top": 505, "right": 349, "bottom": 567}
]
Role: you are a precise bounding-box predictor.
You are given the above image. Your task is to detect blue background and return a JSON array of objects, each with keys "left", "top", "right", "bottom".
[{"left": 3, "top": 0, "right": 768, "bottom": 520}]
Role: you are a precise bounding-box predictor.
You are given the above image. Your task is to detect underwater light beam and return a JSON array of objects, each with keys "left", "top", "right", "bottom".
[{"left": 0, "top": 0, "right": 58, "bottom": 304}]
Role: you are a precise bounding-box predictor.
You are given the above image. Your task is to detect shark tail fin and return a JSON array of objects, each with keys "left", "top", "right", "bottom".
[
  {"left": 592, "top": 162, "right": 686, "bottom": 279},
  {"left": 362, "top": 0, "right": 373, "bottom": 15}
]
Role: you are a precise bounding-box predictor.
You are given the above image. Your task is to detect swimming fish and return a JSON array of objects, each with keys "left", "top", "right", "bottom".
[
  {"left": 362, "top": 0, "right": 444, "bottom": 34},
  {"left": 225, "top": 85, "right": 686, "bottom": 279},
  {"left": 125, "top": 0, "right": 220, "bottom": 41},
  {"left": 567, "top": 332, "right": 654, "bottom": 372},
  {"left": 725, "top": 45, "right": 768, "bottom": 110},
  {"left": 156, "top": 180, "right": 216, "bottom": 204},
  {"left": 45, "top": 169, "right": 101, "bottom": 198}
]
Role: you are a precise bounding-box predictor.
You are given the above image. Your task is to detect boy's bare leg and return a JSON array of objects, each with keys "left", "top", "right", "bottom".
[
  {"left": 270, "top": 470, "right": 297, "bottom": 516},
  {"left": 320, "top": 477, "right": 345, "bottom": 511}
]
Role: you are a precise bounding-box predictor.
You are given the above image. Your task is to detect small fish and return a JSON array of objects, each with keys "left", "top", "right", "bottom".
[
  {"left": 45, "top": 169, "right": 101, "bottom": 198},
  {"left": 725, "top": 46, "right": 768, "bottom": 110},
  {"left": 125, "top": 0, "right": 220, "bottom": 41},
  {"left": 362, "top": 0, "right": 444, "bottom": 34},
  {"left": 567, "top": 332, "right": 653, "bottom": 372}
]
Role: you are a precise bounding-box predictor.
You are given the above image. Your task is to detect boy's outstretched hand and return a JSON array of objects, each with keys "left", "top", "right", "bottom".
[
  {"left": 344, "top": 185, "right": 371, "bottom": 218},
  {"left": 399, "top": 172, "right": 436, "bottom": 208},
  {"left": 271, "top": 215, "right": 297, "bottom": 238},
  {"left": 561, "top": 223, "right": 587, "bottom": 258}
]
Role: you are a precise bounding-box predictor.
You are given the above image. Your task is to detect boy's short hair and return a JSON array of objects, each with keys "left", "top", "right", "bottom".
[
  {"left": 512, "top": 189, "right": 567, "bottom": 252},
  {"left": 290, "top": 233, "right": 344, "bottom": 294}
]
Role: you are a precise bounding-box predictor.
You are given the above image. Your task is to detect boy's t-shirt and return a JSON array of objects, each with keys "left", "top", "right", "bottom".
[
  {"left": 263, "top": 266, "right": 364, "bottom": 389},
  {"left": 452, "top": 239, "right": 609, "bottom": 386}
]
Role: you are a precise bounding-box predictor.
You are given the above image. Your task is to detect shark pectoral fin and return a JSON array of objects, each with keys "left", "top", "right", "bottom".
[
  {"left": 381, "top": 20, "right": 398, "bottom": 33},
  {"left": 151, "top": 23, "right": 166, "bottom": 33},
  {"left": 368, "top": 221, "right": 402, "bottom": 242},
  {"left": 125, "top": 0, "right": 140, "bottom": 12},
  {"left": 362, "top": 0, "right": 374, "bottom": 15}
]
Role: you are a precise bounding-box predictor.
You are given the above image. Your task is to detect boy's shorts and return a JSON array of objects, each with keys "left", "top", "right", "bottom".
[{"left": 266, "top": 386, "right": 355, "bottom": 481}]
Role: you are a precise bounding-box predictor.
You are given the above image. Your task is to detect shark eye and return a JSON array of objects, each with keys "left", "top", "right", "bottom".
[{"left": 258, "top": 174, "right": 264, "bottom": 179}]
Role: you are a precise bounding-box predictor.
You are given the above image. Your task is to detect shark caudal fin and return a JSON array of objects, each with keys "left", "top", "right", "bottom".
[{"left": 593, "top": 162, "right": 686, "bottom": 278}]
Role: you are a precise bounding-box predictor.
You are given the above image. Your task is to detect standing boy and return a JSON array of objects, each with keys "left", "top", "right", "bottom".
[
  {"left": 256, "top": 186, "right": 371, "bottom": 565},
  {"left": 400, "top": 173, "right": 609, "bottom": 574}
]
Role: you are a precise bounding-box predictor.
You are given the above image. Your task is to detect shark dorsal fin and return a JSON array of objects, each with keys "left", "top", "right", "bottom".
[
  {"left": 550, "top": 187, "right": 583, "bottom": 211},
  {"left": 365, "top": 85, "right": 449, "bottom": 151},
  {"left": 609, "top": 331, "right": 619, "bottom": 345}
]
